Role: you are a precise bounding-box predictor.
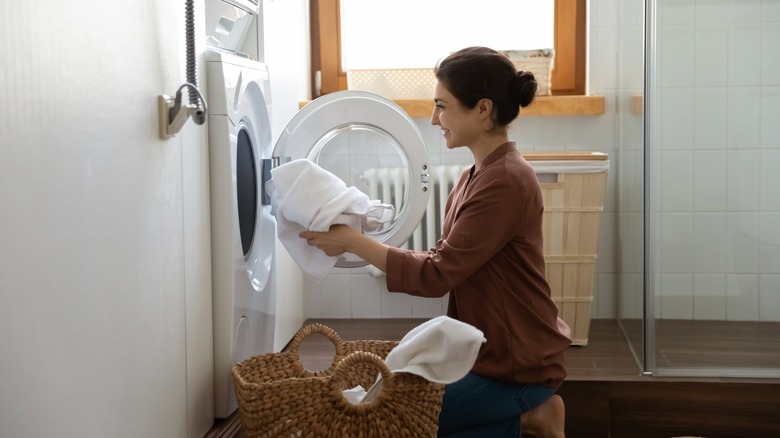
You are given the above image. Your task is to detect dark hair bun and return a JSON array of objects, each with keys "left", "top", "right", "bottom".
[{"left": 514, "top": 71, "right": 538, "bottom": 108}]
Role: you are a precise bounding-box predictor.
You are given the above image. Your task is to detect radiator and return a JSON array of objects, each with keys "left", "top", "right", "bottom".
[{"left": 361, "top": 164, "right": 467, "bottom": 254}]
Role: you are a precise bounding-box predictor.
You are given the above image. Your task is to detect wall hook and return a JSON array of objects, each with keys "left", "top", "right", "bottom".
[{"left": 158, "top": 82, "right": 208, "bottom": 139}]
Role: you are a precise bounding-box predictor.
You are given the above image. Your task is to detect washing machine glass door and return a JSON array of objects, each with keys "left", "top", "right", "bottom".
[{"left": 271, "top": 90, "right": 430, "bottom": 268}]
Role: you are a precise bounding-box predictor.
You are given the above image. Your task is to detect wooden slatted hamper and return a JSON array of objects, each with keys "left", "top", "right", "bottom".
[{"left": 525, "top": 152, "right": 609, "bottom": 346}]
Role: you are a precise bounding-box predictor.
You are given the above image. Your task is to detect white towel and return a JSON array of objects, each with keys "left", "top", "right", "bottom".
[
  {"left": 383, "top": 315, "right": 486, "bottom": 383},
  {"left": 266, "top": 159, "right": 395, "bottom": 280},
  {"left": 346, "top": 316, "right": 486, "bottom": 404}
]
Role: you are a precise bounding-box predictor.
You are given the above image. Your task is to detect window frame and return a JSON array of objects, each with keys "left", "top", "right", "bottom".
[{"left": 309, "top": 0, "right": 587, "bottom": 98}]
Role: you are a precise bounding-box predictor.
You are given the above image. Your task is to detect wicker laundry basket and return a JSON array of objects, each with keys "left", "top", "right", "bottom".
[
  {"left": 500, "top": 48, "right": 555, "bottom": 96},
  {"left": 232, "top": 323, "right": 445, "bottom": 437}
]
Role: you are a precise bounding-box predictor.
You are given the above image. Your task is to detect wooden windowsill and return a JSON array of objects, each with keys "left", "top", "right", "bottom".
[{"left": 299, "top": 95, "right": 605, "bottom": 118}]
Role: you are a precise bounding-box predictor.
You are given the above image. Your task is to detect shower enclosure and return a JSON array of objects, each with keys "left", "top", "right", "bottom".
[{"left": 617, "top": 0, "right": 780, "bottom": 378}]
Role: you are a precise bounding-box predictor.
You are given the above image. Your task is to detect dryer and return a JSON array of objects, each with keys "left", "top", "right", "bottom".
[{"left": 205, "top": 49, "right": 276, "bottom": 418}]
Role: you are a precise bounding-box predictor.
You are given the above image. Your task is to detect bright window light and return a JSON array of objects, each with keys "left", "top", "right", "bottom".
[{"left": 341, "top": 0, "right": 554, "bottom": 69}]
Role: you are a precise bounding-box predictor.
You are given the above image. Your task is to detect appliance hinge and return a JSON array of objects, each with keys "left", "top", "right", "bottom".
[{"left": 261, "top": 156, "right": 291, "bottom": 205}]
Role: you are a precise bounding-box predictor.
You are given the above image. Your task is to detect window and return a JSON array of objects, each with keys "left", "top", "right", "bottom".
[
  {"left": 310, "top": 0, "right": 586, "bottom": 98},
  {"left": 340, "top": 0, "right": 554, "bottom": 70}
]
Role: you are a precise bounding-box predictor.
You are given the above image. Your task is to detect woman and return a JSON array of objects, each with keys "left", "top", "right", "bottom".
[{"left": 300, "top": 46, "right": 569, "bottom": 437}]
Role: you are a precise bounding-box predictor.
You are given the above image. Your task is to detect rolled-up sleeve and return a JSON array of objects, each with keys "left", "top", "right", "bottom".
[{"left": 385, "top": 171, "right": 528, "bottom": 297}]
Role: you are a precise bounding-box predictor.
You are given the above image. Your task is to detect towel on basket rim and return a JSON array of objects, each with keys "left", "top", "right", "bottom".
[
  {"left": 266, "top": 158, "right": 395, "bottom": 280},
  {"left": 344, "top": 315, "right": 487, "bottom": 403},
  {"left": 383, "top": 315, "right": 486, "bottom": 384}
]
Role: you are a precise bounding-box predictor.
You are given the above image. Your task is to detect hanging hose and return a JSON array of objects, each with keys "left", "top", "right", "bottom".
[{"left": 185, "top": 0, "right": 207, "bottom": 125}]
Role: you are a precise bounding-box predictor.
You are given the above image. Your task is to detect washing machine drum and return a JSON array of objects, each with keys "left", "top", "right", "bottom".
[{"left": 272, "top": 90, "right": 431, "bottom": 268}]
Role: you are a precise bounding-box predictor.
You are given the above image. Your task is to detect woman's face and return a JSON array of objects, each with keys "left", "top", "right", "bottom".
[{"left": 430, "top": 80, "right": 481, "bottom": 149}]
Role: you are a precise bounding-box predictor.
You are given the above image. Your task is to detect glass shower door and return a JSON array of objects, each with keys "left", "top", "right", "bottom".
[
  {"left": 646, "top": 0, "right": 780, "bottom": 378},
  {"left": 615, "top": 0, "right": 648, "bottom": 373}
]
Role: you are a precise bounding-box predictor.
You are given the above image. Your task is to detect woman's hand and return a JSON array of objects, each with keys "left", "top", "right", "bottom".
[
  {"left": 299, "top": 224, "right": 360, "bottom": 257},
  {"left": 299, "top": 224, "right": 390, "bottom": 272}
]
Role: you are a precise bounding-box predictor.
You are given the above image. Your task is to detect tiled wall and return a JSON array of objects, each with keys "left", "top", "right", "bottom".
[{"left": 651, "top": 0, "right": 780, "bottom": 321}]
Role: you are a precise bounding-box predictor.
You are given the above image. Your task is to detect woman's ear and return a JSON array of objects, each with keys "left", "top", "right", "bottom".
[{"left": 476, "top": 98, "right": 493, "bottom": 120}]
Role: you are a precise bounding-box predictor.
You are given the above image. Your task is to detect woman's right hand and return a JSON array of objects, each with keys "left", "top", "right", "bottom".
[
  {"left": 299, "top": 224, "right": 360, "bottom": 257},
  {"left": 300, "top": 224, "right": 390, "bottom": 273}
]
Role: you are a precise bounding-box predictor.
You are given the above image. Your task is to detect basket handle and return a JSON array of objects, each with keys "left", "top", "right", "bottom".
[
  {"left": 332, "top": 351, "right": 394, "bottom": 405},
  {"left": 287, "top": 323, "right": 347, "bottom": 357}
]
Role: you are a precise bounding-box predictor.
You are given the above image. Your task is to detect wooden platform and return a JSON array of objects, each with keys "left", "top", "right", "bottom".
[{"left": 206, "top": 318, "right": 780, "bottom": 438}]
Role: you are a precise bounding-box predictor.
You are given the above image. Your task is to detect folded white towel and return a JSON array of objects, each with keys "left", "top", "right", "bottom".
[
  {"left": 266, "top": 159, "right": 395, "bottom": 280},
  {"left": 350, "top": 316, "right": 486, "bottom": 404}
]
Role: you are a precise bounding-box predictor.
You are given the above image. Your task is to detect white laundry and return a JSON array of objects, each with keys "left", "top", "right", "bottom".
[
  {"left": 348, "top": 316, "right": 486, "bottom": 404},
  {"left": 383, "top": 315, "right": 486, "bottom": 383},
  {"left": 266, "top": 159, "right": 395, "bottom": 281}
]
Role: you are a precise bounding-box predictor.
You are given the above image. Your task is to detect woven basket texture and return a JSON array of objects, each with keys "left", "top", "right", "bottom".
[
  {"left": 232, "top": 323, "right": 445, "bottom": 437},
  {"left": 347, "top": 68, "right": 435, "bottom": 99},
  {"left": 500, "top": 48, "right": 555, "bottom": 96}
]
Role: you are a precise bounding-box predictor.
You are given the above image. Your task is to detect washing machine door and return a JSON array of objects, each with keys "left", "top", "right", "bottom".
[
  {"left": 231, "top": 61, "right": 274, "bottom": 292},
  {"left": 271, "top": 90, "right": 430, "bottom": 268}
]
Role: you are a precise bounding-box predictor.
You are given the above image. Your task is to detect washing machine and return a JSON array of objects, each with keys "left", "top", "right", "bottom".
[
  {"left": 271, "top": 90, "right": 432, "bottom": 267},
  {"left": 205, "top": 49, "right": 276, "bottom": 418}
]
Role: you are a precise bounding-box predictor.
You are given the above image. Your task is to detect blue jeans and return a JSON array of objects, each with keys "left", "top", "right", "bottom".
[{"left": 437, "top": 372, "right": 557, "bottom": 437}]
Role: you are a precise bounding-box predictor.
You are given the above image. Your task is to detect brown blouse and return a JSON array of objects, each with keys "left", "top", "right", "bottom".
[{"left": 386, "top": 142, "right": 570, "bottom": 388}]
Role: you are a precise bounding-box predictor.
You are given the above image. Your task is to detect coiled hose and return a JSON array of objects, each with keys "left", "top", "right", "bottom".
[{"left": 185, "top": 0, "right": 207, "bottom": 125}]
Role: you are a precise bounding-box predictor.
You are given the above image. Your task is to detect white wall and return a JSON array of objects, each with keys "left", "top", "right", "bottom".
[
  {"left": 0, "top": 1, "right": 212, "bottom": 437},
  {"left": 614, "top": 0, "right": 647, "bottom": 320},
  {"left": 262, "top": 0, "right": 309, "bottom": 350}
]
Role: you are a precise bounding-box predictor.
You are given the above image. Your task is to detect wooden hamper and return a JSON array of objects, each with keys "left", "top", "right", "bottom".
[{"left": 525, "top": 152, "right": 609, "bottom": 346}]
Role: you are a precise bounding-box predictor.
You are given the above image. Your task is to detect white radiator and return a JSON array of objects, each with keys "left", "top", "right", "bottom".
[{"left": 361, "top": 165, "right": 467, "bottom": 255}]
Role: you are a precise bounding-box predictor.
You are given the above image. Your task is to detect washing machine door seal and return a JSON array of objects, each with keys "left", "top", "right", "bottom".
[{"left": 270, "top": 90, "right": 430, "bottom": 268}]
